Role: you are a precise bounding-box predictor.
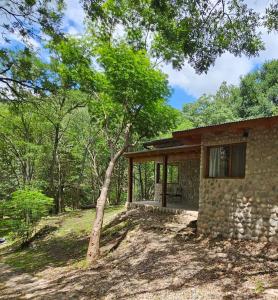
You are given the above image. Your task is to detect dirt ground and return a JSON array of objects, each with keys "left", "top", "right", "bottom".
[{"left": 0, "top": 209, "right": 278, "bottom": 300}]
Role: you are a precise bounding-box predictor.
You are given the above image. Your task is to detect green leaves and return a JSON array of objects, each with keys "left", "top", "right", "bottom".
[
  {"left": 96, "top": 42, "right": 169, "bottom": 111},
  {"left": 265, "top": 2, "right": 278, "bottom": 32},
  {"left": 0, "top": 188, "right": 53, "bottom": 242},
  {"left": 238, "top": 60, "right": 278, "bottom": 118},
  {"left": 83, "top": 0, "right": 265, "bottom": 73}
]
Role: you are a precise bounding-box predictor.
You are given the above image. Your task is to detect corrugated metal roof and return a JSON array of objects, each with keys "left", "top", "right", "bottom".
[{"left": 173, "top": 115, "right": 278, "bottom": 137}]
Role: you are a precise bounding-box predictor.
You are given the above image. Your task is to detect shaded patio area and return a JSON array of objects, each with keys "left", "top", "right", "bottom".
[{"left": 124, "top": 143, "right": 201, "bottom": 211}]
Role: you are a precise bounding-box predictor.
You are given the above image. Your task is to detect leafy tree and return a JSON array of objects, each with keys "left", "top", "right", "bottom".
[
  {"left": 33, "top": 92, "right": 88, "bottom": 213},
  {"left": 86, "top": 42, "right": 178, "bottom": 263},
  {"left": 83, "top": 0, "right": 264, "bottom": 72},
  {"left": 265, "top": 1, "right": 278, "bottom": 32},
  {"left": 0, "top": 101, "right": 49, "bottom": 196},
  {"left": 182, "top": 82, "right": 240, "bottom": 127},
  {"left": 237, "top": 60, "right": 278, "bottom": 118},
  {"left": 0, "top": 0, "right": 65, "bottom": 93},
  {"left": 0, "top": 188, "right": 53, "bottom": 243}
]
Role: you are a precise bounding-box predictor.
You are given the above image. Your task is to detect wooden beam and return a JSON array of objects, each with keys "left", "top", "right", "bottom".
[
  {"left": 124, "top": 144, "right": 201, "bottom": 159},
  {"left": 127, "top": 158, "right": 133, "bottom": 203},
  {"left": 162, "top": 155, "right": 168, "bottom": 208},
  {"left": 129, "top": 151, "right": 200, "bottom": 163}
]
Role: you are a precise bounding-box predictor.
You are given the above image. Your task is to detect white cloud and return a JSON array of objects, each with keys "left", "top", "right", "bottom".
[
  {"left": 254, "top": 30, "right": 278, "bottom": 62},
  {"left": 163, "top": 54, "right": 254, "bottom": 98},
  {"left": 63, "top": 0, "right": 85, "bottom": 34},
  {"left": 67, "top": 26, "right": 80, "bottom": 36},
  {"left": 244, "top": 0, "right": 269, "bottom": 14}
]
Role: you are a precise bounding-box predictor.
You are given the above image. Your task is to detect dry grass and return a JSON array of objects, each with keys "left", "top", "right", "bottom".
[{"left": 0, "top": 208, "right": 277, "bottom": 300}]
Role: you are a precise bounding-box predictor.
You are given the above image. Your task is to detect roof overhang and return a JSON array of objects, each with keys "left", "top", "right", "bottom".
[
  {"left": 172, "top": 115, "right": 278, "bottom": 139},
  {"left": 124, "top": 115, "right": 278, "bottom": 162},
  {"left": 124, "top": 144, "right": 201, "bottom": 163}
]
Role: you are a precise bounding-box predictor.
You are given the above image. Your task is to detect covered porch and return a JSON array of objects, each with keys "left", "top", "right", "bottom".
[{"left": 124, "top": 144, "right": 201, "bottom": 211}]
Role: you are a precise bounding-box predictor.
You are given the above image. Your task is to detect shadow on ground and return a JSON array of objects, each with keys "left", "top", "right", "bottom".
[{"left": 0, "top": 209, "right": 277, "bottom": 300}]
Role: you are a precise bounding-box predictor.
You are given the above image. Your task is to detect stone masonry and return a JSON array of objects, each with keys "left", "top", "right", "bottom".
[{"left": 198, "top": 125, "right": 278, "bottom": 243}]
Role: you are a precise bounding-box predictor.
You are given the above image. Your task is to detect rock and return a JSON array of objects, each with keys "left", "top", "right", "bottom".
[
  {"left": 260, "top": 236, "right": 268, "bottom": 243},
  {"left": 264, "top": 288, "right": 278, "bottom": 297},
  {"left": 171, "top": 277, "right": 184, "bottom": 288},
  {"left": 217, "top": 253, "right": 227, "bottom": 258},
  {"left": 269, "top": 218, "right": 278, "bottom": 227}
]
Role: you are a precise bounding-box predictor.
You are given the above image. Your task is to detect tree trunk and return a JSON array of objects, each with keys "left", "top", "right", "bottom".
[
  {"left": 86, "top": 156, "right": 117, "bottom": 263},
  {"left": 75, "top": 145, "right": 89, "bottom": 209},
  {"left": 86, "top": 124, "right": 131, "bottom": 264},
  {"left": 56, "top": 155, "right": 64, "bottom": 213},
  {"left": 49, "top": 125, "right": 60, "bottom": 213}
]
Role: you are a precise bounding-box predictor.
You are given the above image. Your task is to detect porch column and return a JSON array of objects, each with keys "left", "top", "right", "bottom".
[
  {"left": 127, "top": 157, "right": 133, "bottom": 203},
  {"left": 162, "top": 155, "right": 168, "bottom": 207}
]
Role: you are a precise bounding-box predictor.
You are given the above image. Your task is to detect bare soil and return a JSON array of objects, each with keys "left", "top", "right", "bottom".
[{"left": 0, "top": 209, "right": 278, "bottom": 300}]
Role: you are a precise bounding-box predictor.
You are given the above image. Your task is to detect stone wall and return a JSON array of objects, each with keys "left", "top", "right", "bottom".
[
  {"left": 180, "top": 159, "right": 200, "bottom": 210},
  {"left": 154, "top": 159, "right": 200, "bottom": 210},
  {"left": 198, "top": 125, "right": 278, "bottom": 243}
]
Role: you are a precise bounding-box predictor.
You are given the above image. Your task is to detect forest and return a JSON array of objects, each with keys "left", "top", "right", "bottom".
[
  {"left": 0, "top": 2, "right": 278, "bottom": 296},
  {"left": 1, "top": 58, "right": 277, "bottom": 211}
]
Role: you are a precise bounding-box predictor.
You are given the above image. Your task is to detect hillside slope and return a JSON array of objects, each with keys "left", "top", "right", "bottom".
[{"left": 0, "top": 208, "right": 277, "bottom": 299}]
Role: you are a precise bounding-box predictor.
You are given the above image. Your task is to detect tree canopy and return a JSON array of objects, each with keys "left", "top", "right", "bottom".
[
  {"left": 82, "top": 0, "right": 272, "bottom": 72},
  {"left": 0, "top": 0, "right": 65, "bottom": 92}
]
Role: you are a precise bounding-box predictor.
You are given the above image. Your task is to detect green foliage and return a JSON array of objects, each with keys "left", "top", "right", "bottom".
[
  {"left": 0, "top": 1, "right": 64, "bottom": 41},
  {"left": 0, "top": 37, "right": 179, "bottom": 212},
  {"left": 83, "top": 0, "right": 265, "bottom": 72},
  {"left": 255, "top": 280, "right": 265, "bottom": 294},
  {"left": 238, "top": 60, "right": 278, "bottom": 118},
  {"left": 0, "top": 189, "right": 53, "bottom": 242},
  {"left": 265, "top": 2, "right": 278, "bottom": 32},
  {"left": 0, "top": 1, "right": 65, "bottom": 96},
  {"left": 86, "top": 42, "right": 179, "bottom": 164},
  {"left": 1, "top": 206, "right": 125, "bottom": 273}
]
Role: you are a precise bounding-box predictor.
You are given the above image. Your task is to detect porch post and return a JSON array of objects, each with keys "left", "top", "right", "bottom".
[
  {"left": 128, "top": 157, "right": 133, "bottom": 203},
  {"left": 162, "top": 155, "right": 168, "bottom": 207}
]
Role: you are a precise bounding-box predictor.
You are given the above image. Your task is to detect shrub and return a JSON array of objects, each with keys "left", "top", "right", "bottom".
[{"left": 0, "top": 189, "right": 53, "bottom": 243}]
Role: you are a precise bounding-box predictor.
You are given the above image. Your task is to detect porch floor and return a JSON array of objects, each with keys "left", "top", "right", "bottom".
[{"left": 130, "top": 200, "right": 198, "bottom": 213}]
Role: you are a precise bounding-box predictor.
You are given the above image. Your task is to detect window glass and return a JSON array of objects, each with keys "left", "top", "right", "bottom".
[
  {"left": 207, "top": 143, "right": 246, "bottom": 178},
  {"left": 231, "top": 144, "right": 246, "bottom": 177},
  {"left": 209, "top": 146, "right": 229, "bottom": 177}
]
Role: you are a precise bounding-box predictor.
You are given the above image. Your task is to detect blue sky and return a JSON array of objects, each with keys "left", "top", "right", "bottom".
[
  {"left": 169, "top": 86, "right": 195, "bottom": 110},
  {"left": 1, "top": 0, "right": 277, "bottom": 110}
]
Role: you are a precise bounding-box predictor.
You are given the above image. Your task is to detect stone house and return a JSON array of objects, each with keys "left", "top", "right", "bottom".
[{"left": 124, "top": 115, "right": 278, "bottom": 242}]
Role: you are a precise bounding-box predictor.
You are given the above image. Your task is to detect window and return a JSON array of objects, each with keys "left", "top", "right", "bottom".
[
  {"left": 156, "top": 163, "right": 179, "bottom": 184},
  {"left": 206, "top": 143, "right": 246, "bottom": 178}
]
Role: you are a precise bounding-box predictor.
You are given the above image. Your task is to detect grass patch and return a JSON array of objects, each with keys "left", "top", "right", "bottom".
[
  {"left": 255, "top": 280, "right": 265, "bottom": 294},
  {"left": 0, "top": 205, "right": 125, "bottom": 273}
]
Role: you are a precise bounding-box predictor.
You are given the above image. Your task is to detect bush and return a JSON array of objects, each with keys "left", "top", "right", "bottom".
[{"left": 0, "top": 189, "right": 53, "bottom": 243}]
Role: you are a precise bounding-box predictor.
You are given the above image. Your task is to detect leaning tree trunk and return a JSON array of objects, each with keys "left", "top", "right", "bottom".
[
  {"left": 86, "top": 124, "right": 131, "bottom": 264},
  {"left": 86, "top": 155, "right": 118, "bottom": 263}
]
